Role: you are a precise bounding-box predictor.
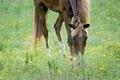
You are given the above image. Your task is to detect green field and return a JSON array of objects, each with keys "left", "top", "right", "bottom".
[{"left": 0, "top": 0, "right": 120, "bottom": 80}]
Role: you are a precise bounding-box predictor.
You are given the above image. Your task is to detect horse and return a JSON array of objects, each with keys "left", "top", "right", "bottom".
[{"left": 33, "top": 0, "right": 90, "bottom": 60}]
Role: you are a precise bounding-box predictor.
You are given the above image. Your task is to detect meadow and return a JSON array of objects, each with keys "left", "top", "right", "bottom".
[{"left": 0, "top": 0, "right": 120, "bottom": 80}]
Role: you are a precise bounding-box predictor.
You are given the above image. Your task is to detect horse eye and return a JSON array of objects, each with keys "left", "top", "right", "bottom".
[
  {"left": 83, "top": 31, "right": 88, "bottom": 39},
  {"left": 84, "top": 33, "right": 88, "bottom": 40},
  {"left": 85, "top": 36, "right": 88, "bottom": 39}
]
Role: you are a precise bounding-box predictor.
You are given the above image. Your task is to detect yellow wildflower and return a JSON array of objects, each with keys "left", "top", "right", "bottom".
[
  {"left": 99, "top": 65, "right": 105, "bottom": 71},
  {"left": 70, "top": 56, "right": 76, "bottom": 61},
  {"left": 102, "top": 54, "right": 106, "bottom": 58},
  {"left": 72, "top": 57, "right": 76, "bottom": 61},
  {"left": 57, "top": 68, "right": 62, "bottom": 76}
]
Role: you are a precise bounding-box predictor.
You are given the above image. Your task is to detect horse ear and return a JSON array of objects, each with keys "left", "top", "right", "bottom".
[
  {"left": 83, "top": 24, "right": 90, "bottom": 29},
  {"left": 69, "top": 24, "right": 76, "bottom": 29}
]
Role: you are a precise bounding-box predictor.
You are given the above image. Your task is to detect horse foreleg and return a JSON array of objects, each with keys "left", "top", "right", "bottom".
[
  {"left": 54, "top": 14, "right": 65, "bottom": 54},
  {"left": 63, "top": 11, "right": 73, "bottom": 56}
]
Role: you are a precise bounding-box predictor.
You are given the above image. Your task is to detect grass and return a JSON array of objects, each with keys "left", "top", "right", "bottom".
[{"left": 0, "top": 0, "right": 120, "bottom": 80}]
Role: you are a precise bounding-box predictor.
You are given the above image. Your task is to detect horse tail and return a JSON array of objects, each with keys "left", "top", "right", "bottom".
[
  {"left": 33, "top": 0, "right": 42, "bottom": 44},
  {"left": 77, "top": 0, "right": 90, "bottom": 23}
]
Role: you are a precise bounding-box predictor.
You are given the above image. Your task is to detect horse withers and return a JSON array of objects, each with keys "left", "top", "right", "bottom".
[{"left": 33, "top": 0, "right": 90, "bottom": 60}]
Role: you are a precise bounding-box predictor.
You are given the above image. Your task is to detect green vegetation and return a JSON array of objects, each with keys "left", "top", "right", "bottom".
[{"left": 0, "top": 0, "right": 120, "bottom": 80}]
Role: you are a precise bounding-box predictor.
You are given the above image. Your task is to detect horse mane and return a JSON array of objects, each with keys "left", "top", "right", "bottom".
[
  {"left": 71, "top": 0, "right": 90, "bottom": 37},
  {"left": 77, "top": 0, "right": 90, "bottom": 23}
]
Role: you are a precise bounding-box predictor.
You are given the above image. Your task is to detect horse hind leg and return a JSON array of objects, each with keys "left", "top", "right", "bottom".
[
  {"left": 38, "top": 3, "right": 50, "bottom": 56},
  {"left": 54, "top": 14, "right": 65, "bottom": 54}
]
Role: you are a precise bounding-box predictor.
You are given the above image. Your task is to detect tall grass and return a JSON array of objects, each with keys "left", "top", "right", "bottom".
[{"left": 0, "top": 0, "right": 120, "bottom": 80}]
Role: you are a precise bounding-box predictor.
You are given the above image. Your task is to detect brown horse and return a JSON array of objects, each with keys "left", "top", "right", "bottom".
[{"left": 33, "top": 0, "right": 90, "bottom": 59}]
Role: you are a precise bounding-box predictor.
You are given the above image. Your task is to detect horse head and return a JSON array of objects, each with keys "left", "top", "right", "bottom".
[{"left": 69, "top": 23, "right": 90, "bottom": 55}]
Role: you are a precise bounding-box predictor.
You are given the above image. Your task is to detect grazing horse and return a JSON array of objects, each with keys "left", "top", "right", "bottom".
[{"left": 33, "top": 0, "right": 90, "bottom": 59}]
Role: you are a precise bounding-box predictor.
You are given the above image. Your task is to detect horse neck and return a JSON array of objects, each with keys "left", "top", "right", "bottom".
[
  {"left": 69, "top": 0, "right": 77, "bottom": 18},
  {"left": 77, "top": 0, "right": 90, "bottom": 23},
  {"left": 70, "top": 0, "right": 90, "bottom": 24}
]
